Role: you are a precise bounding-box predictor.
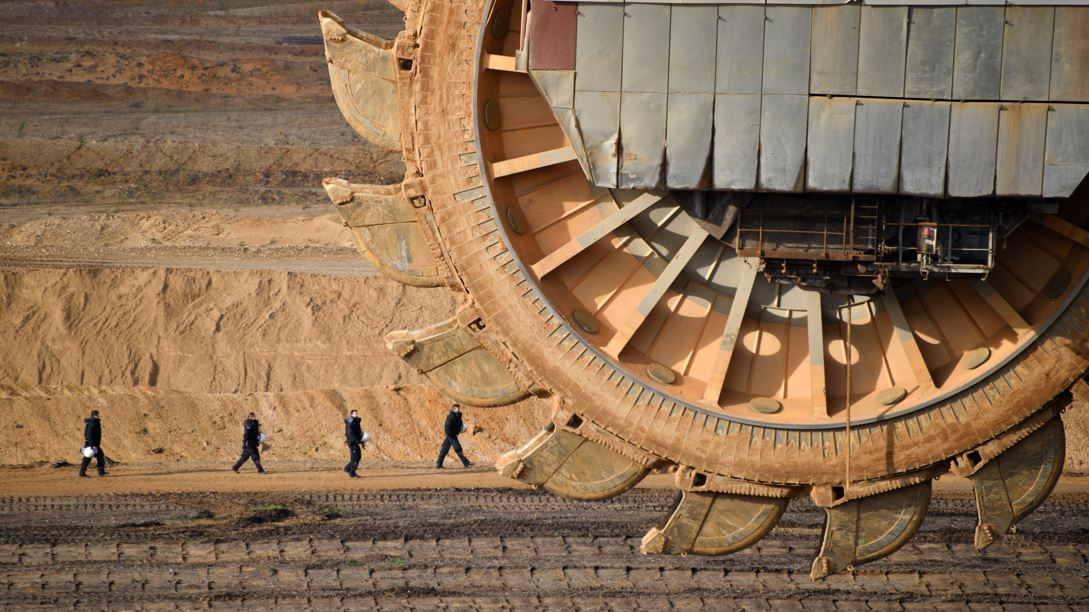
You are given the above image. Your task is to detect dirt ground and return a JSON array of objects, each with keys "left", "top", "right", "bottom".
[{"left": 2, "top": 470, "right": 1089, "bottom": 608}]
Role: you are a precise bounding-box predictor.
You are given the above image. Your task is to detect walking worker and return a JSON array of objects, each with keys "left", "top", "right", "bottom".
[
  {"left": 79, "top": 410, "right": 107, "bottom": 477},
  {"left": 343, "top": 409, "right": 365, "bottom": 478},
  {"left": 435, "top": 403, "right": 472, "bottom": 469},
  {"left": 231, "top": 412, "right": 266, "bottom": 474}
]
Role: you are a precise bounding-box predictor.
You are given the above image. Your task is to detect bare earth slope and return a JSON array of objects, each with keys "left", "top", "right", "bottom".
[{"left": 0, "top": 0, "right": 548, "bottom": 468}]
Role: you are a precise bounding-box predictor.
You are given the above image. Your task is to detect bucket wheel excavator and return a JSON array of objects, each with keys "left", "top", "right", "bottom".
[{"left": 317, "top": 0, "right": 1089, "bottom": 578}]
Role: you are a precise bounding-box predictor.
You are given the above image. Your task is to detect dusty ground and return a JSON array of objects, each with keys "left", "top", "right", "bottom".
[{"left": 2, "top": 472, "right": 1089, "bottom": 608}]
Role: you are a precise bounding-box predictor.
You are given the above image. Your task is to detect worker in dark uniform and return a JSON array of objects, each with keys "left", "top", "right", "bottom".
[
  {"left": 231, "top": 412, "right": 265, "bottom": 474},
  {"left": 436, "top": 403, "right": 472, "bottom": 469},
  {"left": 343, "top": 409, "right": 365, "bottom": 478},
  {"left": 79, "top": 410, "right": 107, "bottom": 477}
]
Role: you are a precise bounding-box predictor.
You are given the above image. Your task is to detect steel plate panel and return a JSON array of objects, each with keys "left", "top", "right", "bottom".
[
  {"left": 996, "top": 103, "right": 1048, "bottom": 196},
  {"left": 667, "top": 93, "right": 714, "bottom": 189},
  {"left": 574, "top": 90, "right": 621, "bottom": 187},
  {"left": 531, "top": 70, "right": 575, "bottom": 109},
  {"left": 904, "top": 8, "right": 955, "bottom": 99},
  {"left": 1050, "top": 8, "right": 1089, "bottom": 102},
  {"left": 670, "top": 6, "right": 719, "bottom": 94},
  {"left": 805, "top": 97, "right": 856, "bottom": 191},
  {"left": 947, "top": 103, "right": 999, "bottom": 197},
  {"left": 1044, "top": 105, "right": 1089, "bottom": 197},
  {"left": 716, "top": 6, "right": 766, "bottom": 94},
  {"left": 763, "top": 7, "right": 812, "bottom": 95},
  {"left": 622, "top": 3, "right": 670, "bottom": 93},
  {"left": 952, "top": 7, "right": 1004, "bottom": 100},
  {"left": 759, "top": 94, "right": 809, "bottom": 191},
  {"left": 810, "top": 6, "right": 860, "bottom": 96},
  {"left": 619, "top": 92, "right": 667, "bottom": 188},
  {"left": 900, "top": 101, "right": 950, "bottom": 196},
  {"left": 857, "top": 7, "right": 908, "bottom": 97},
  {"left": 575, "top": 3, "right": 624, "bottom": 92},
  {"left": 1000, "top": 7, "right": 1055, "bottom": 101},
  {"left": 713, "top": 94, "right": 762, "bottom": 189},
  {"left": 853, "top": 99, "right": 903, "bottom": 193}
]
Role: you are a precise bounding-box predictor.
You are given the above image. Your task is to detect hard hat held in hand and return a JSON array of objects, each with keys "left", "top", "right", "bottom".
[
  {"left": 361, "top": 431, "right": 372, "bottom": 443},
  {"left": 81, "top": 446, "right": 96, "bottom": 458},
  {"left": 257, "top": 433, "right": 268, "bottom": 443}
]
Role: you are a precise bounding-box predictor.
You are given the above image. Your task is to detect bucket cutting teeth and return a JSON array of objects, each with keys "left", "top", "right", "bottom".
[
  {"left": 809, "top": 479, "right": 933, "bottom": 580},
  {"left": 952, "top": 410, "right": 1066, "bottom": 552},
  {"left": 319, "top": 11, "right": 401, "bottom": 149},
  {"left": 385, "top": 305, "right": 536, "bottom": 407},
  {"left": 496, "top": 406, "right": 656, "bottom": 500},
  {"left": 641, "top": 467, "right": 795, "bottom": 556},
  {"left": 323, "top": 177, "right": 453, "bottom": 287}
]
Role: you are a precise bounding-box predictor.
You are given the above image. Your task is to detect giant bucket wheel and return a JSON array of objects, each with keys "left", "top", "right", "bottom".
[{"left": 318, "top": 0, "right": 1089, "bottom": 578}]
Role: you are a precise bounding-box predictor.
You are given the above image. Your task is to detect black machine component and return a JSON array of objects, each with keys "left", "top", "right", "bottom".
[{"left": 677, "top": 192, "right": 1056, "bottom": 294}]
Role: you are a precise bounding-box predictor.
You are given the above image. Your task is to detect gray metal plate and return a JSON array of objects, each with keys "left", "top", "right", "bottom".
[
  {"left": 574, "top": 90, "right": 621, "bottom": 187},
  {"left": 716, "top": 6, "right": 766, "bottom": 95},
  {"left": 1050, "top": 8, "right": 1089, "bottom": 102},
  {"left": 575, "top": 3, "right": 623, "bottom": 92},
  {"left": 996, "top": 104, "right": 1048, "bottom": 196},
  {"left": 857, "top": 7, "right": 907, "bottom": 97},
  {"left": 762, "top": 6, "right": 812, "bottom": 95},
  {"left": 1044, "top": 105, "right": 1089, "bottom": 197},
  {"left": 947, "top": 103, "right": 999, "bottom": 197},
  {"left": 900, "top": 101, "right": 950, "bottom": 196},
  {"left": 952, "top": 8, "right": 1003, "bottom": 100},
  {"left": 622, "top": 3, "right": 670, "bottom": 93},
  {"left": 713, "top": 94, "right": 761, "bottom": 190},
  {"left": 670, "top": 6, "right": 718, "bottom": 94},
  {"left": 810, "top": 6, "right": 860, "bottom": 96},
  {"left": 667, "top": 93, "right": 714, "bottom": 189},
  {"left": 806, "top": 97, "right": 856, "bottom": 191},
  {"left": 759, "top": 94, "right": 809, "bottom": 191},
  {"left": 1000, "top": 7, "right": 1055, "bottom": 101},
  {"left": 904, "top": 7, "right": 955, "bottom": 99},
  {"left": 619, "top": 92, "right": 667, "bottom": 188},
  {"left": 853, "top": 99, "right": 903, "bottom": 193}
]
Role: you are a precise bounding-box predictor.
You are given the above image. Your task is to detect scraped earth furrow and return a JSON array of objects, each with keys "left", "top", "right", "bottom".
[{"left": 1, "top": 489, "right": 1087, "bottom": 607}]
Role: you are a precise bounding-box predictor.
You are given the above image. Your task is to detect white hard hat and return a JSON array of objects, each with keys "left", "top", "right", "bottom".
[
  {"left": 81, "top": 446, "right": 95, "bottom": 458},
  {"left": 460, "top": 423, "right": 468, "bottom": 433},
  {"left": 257, "top": 433, "right": 268, "bottom": 443},
  {"left": 361, "top": 431, "right": 371, "bottom": 443}
]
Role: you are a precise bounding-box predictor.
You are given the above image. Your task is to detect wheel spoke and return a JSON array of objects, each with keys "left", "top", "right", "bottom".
[
  {"left": 702, "top": 259, "right": 760, "bottom": 405},
  {"left": 490, "top": 146, "right": 578, "bottom": 178},
  {"left": 880, "top": 289, "right": 935, "bottom": 392}
]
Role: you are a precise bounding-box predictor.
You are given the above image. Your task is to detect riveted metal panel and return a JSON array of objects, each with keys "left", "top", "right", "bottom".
[
  {"left": 1044, "top": 105, "right": 1089, "bottom": 197},
  {"left": 947, "top": 103, "right": 999, "bottom": 197},
  {"left": 713, "top": 94, "right": 762, "bottom": 190},
  {"left": 763, "top": 7, "right": 812, "bottom": 95},
  {"left": 806, "top": 97, "right": 856, "bottom": 191},
  {"left": 900, "top": 101, "right": 950, "bottom": 197},
  {"left": 1050, "top": 8, "right": 1089, "bottom": 102},
  {"left": 1000, "top": 7, "right": 1055, "bottom": 101},
  {"left": 574, "top": 90, "right": 621, "bottom": 187},
  {"left": 858, "top": 7, "right": 908, "bottom": 98},
  {"left": 667, "top": 93, "right": 714, "bottom": 189},
  {"left": 622, "top": 3, "right": 670, "bottom": 93},
  {"left": 716, "top": 6, "right": 766, "bottom": 95},
  {"left": 810, "top": 6, "right": 860, "bottom": 96},
  {"left": 996, "top": 103, "right": 1047, "bottom": 196},
  {"left": 904, "top": 8, "right": 955, "bottom": 99},
  {"left": 619, "top": 92, "right": 667, "bottom": 188},
  {"left": 670, "top": 6, "right": 718, "bottom": 94},
  {"left": 952, "top": 7, "right": 1004, "bottom": 100},
  {"left": 531, "top": 70, "right": 575, "bottom": 109},
  {"left": 853, "top": 99, "right": 903, "bottom": 193},
  {"left": 575, "top": 3, "right": 624, "bottom": 92},
  {"left": 759, "top": 94, "right": 809, "bottom": 191}
]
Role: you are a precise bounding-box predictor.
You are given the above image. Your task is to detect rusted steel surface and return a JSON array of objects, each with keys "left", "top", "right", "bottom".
[
  {"left": 527, "top": 0, "right": 576, "bottom": 70},
  {"left": 527, "top": 3, "right": 1089, "bottom": 196}
]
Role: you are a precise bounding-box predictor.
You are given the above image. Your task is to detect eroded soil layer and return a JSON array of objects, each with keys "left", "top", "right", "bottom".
[{"left": 2, "top": 488, "right": 1088, "bottom": 608}]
